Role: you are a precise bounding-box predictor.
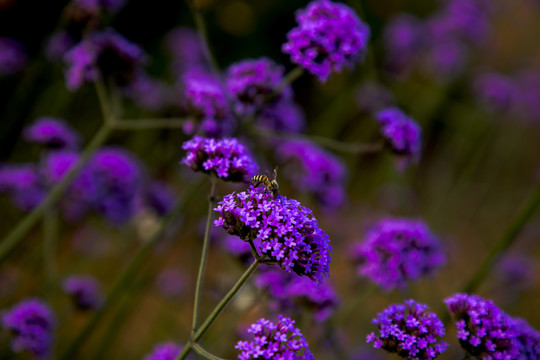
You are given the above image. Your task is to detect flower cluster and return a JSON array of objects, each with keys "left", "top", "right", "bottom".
[
  {"left": 514, "top": 317, "right": 540, "bottom": 359},
  {"left": 1, "top": 299, "right": 56, "bottom": 358},
  {"left": 473, "top": 72, "right": 517, "bottom": 112},
  {"left": 352, "top": 218, "right": 445, "bottom": 290},
  {"left": 376, "top": 107, "right": 422, "bottom": 169},
  {"left": 0, "top": 37, "right": 27, "bottom": 76},
  {"left": 23, "top": 117, "right": 80, "bottom": 150},
  {"left": 366, "top": 299, "right": 448, "bottom": 359},
  {"left": 283, "top": 0, "right": 370, "bottom": 82},
  {"left": 235, "top": 315, "right": 314, "bottom": 360},
  {"left": 214, "top": 185, "right": 332, "bottom": 283},
  {"left": 0, "top": 164, "right": 45, "bottom": 211},
  {"left": 144, "top": 342, "right": 183, "bottom": 360},
  {"left": 181, "top": 136, "right": 257, "bottom": 182},
  {"left": 63, "top": 275, "right": 104, "bottom": 310}
]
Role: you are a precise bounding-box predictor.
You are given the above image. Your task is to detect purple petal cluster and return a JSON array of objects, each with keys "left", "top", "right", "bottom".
[
  {"left": 276, "top": 140, "right": 346, "bottom": 210},
  {"left": 181, "top": 136, "right": 257, "bottom": 182},
  {"left": 0, "top": 164, "right": 45, "bottom": 211},
  {"left": 514, "top": 317, "right": 540, "bottom": 359},
  {"left": 282, "top": 0, "right": 370, "bottom": 82},
  {"left": 144, "top": 342, "right": 183, "bottom": 360},
  {"left": 376, "top": 108, "right": 422, "bottom": 169},
  {"left": 64, "top": 29, "right": 146, "bottom": 90},
  {"left": 0, "top": 37, "right": 27, "bottom": 76},
  {"left": 366, "top": 299, "right": 448, "bottom": 359},
  {"left": 63, "top": 275, "right": 104, "bottom": 310},
  {"left": 1, "top": 299, "right": 55, "bottom": 358},
  {"left": 352, "top": 218, "right": 445, "bottom": 290},
  {"left": 23, "top": 117, "right": 80, "bottom": 150},
  {"left": 226, "top": 57, "right": 290, "bottom": 116},
  {"left": 235, "top": 315, "right": 314, "bottom": 360},
  {"left": 214, "top": 185, "right": 332, "bottom": 283}
]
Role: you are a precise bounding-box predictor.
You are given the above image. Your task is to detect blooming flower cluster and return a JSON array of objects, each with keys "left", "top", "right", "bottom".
[
  {"left": 235, "top": 315, "right": 314, "bottom": 360},
  {"left": 376, "top": 108, "right": 422, "bottom": 169},
  {"left": 1, "top": 299, "right": 56, "bottom": 358},
  {"left": 63, "top": 275, "right": 104, "bottom": 310},
  {"left": 144, "top": 342, "right": 183, "bottom": 360},
  {"left": 366, "top": 299, "right": 448, "bottom": 359},
  {"left": 181, "top": 136, "right": 257, "bottom": 182},
  {"left": 0, "top": 164, "right": 45, "bottom": 211},
  {"left": 214, "top": 185, "right": 332, "bottom": 283},
  {"left": 352, "top": 217, "right": 445, "bottom": 290},
  {"left": 0, "top": 37, "right": 27, "bottom": 76},
  {"left": 283, "top": 0, "right": 370, "bottom": 82},
  {"left": 23, "top": 117, "right": 80, "bottom": 150}
]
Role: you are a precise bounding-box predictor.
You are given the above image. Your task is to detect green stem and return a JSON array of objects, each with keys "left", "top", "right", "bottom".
[
  {"left": 192, "top": 178, "right": 218, "bottom": 334},
  {"left": 192, "top": 343, "right": 229, "bottom": 360},
  {"left": 277, "top": 67, "right": 304, "bottom": 93},
  {"left": 113, "top": 118, "right": 187, "bottom": 130},
  {"left": 176, "top": 259, "right": 262, "bottom": 360},
  {"left": 95, "top": 78, "right": 112, "bottom": 125},
  {"left": 43, "top": 207, "right": 58, "bottom": 298},
  {"left": 0, "top": 123, "right": 113, "bottom": 265},
  {"left": 463, "top": 183, "right": 540, "bottom": 293}
]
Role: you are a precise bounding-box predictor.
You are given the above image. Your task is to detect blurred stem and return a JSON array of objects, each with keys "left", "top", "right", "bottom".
[
  {"left": 95, "top": 78, "right": 113, "bottom": 125},
  {"left": 59, "top": 179, "right": 203, "bottom": 360},
  {"left": 188, "top": 0, "right": 219, "bottom": 71},
  {"left": 463, "top": 183, "right": 540, "bottom": 294},
  {"left": 0, "top": 123, "right": 112, "bottom": 265},
  {"left": 277, "top": 67, "right": 304, "bottom": 93},
  {"left": 176, "top": 259, "right": 262, "bottom": 360},
  {"left": 113, "top": 118, "right": 187, "bottom": 130},
  {"left": 192, "top": 343, "right": 228, "bottom": 360},
  {"left": 192, "top": 177, "right": 218, "bottom": 334},
  {"left": 43, "top": 207, "right": 58, "bottom": 298}
]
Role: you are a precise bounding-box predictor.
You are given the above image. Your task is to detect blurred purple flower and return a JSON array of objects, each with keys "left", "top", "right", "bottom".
[
  {"left": 222, "top": 234, "right": 253, "bottom": 263},
  {"left": 24, "top": 117, "right": 80, "bottom": 150},
  {"left": 383, "top": 14, "right": 424, "bottom": 74},
  {"left": 432, "top": 0, "right": 491, "bottom": 44},
  {"left": 125, "top": 74, "right": 172, "bottom": 111},
  {"left": 214, "top": 185, "right": 332, "bottom": 283},
  {"left": 352, "top": 218, "right": 445, "bottom": 290},
  {"left": 166, "top": 27, "right": 209, "bottom": 77},
  {"left": 63, "top": 275, "right": 104, "bottom": 310},
  {"left": 235, "top": 315, "right": 314, "bottom": 360},
  {"left": 256, "top": 100, "right": 306, "bottom": 133},
  {"left": 45, "top": 32, "right": 75, "bottom": 62},
  {"left": 366, "top": 299, "right": 448, "bottom": 359},
  {"left": 514, "top": 317, "right": 540, "bottom": 359},
  {"left": 473, "top": 72, "right": 517, "bottom": 112},
  {"left": 144, "top": 342, "right": 183, "bottom": 360},
  {"left": 282, "top": 0, "right": 370, "bottom": 82},
  {"left": 0, "top": 164, "right": 45, "bottom": 211},
  {"left": 496, "top": 254, "right": 536, "bottom": 291},
  {"left": 1, "top": 299, "right": 55, "bottom": 358},
  {"left": 181, "top": 136, "right": 258, "bottom": 182},
  {"left": 0, "top": 37, "right": 27, "bottom": 76},
  {"left": 424, "top": 38, "right": 467, "bottom": 81},
  {"left": 144, "top": 181, "right": 175, "bottom": 217}
]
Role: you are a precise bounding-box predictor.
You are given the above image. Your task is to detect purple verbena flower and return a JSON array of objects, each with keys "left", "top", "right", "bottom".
[
  {"left": 0, "top": 164, "right": 45, "bottom": 211},
  {"left": 144, "top": 342, "right": 183, "bottom": 360},
  {"left": 424, "top": 38, "right": 467, "bottom": 81},
  {"left": 181, "top": 136, "right": 258, "bottom": 182},
  {"left": 352, "top": 217, "right": 445, "bottom": 290},
  {"left": 383, "top": 14, "right": 424, "bottom": 60},
  {"left": 222, "top": 234, "right": 253, "bottom": 263},
  {"left": 144, "top": 181, "right": 176, "bottom": 216},
  {"left": 63, "top": 275, "right": 104, "bottom": 310},
  {"left": 1, "top": 299, "right": 55, "bottom": 358},
  {"left": 214, "top": 185, "right": 332, "bottom": 283},
  {"left": 514, "top": 317, "right": 540, "bottom": 359},
  {"left": 473, "top": 72, "right": 517, "bottom": 112},
  {"left": 282, "top": 0, "right": 370, "bottom": 82},
  {"left": 366, "top": 299, "right": 448, "bottom": 359},
  {"left": 0, "top": 37, "right": 27, "bottom": 76},
  {"left": 376, "top": 107, "right": 422, "bottom": 169},
  {"left": 235, "top": 315, "right": 314, "bottom": 360},
  {"left": 24, "top": 117, "right": 80, "bottom": 150}
]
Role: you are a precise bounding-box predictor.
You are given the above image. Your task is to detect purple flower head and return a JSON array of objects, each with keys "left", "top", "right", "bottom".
[
  {"left": 352, "top": 218, "right": 445, "bottom": 290},
  {"left": 0, "top": 164, "right": 45, "bottom": 211},
  {"left": 256, "top": 101, "right": 306, "bottom": 133},
  {"left": 24, "top": 117, "right": 80, "bottom": 150},
  {"left": 63, "top": 275, "right": 104, "bottom": 310},
  {"left": 64, "top": 29, "right": 146, "bottom": 90},
  {"left": 282, "top": 0, "right": 370, "bottom": 82},
  {"left": 214, "top": 185, "right": 332, "bottom": 283},
  {"left": 445, "top": 293, "right": 523, "bottom": 359},
  {"left": 181, "top": 136, "right": 258, "bottom": 182},
  {"left": 496, "top": 255, "right": 536, "bottom": 291},
  {"left": 384, "top": 14, "right": 424, "bottom": 57},
  {"left": 276, "top": 140, "right": 346, "bottom": 210},
  {"left": 235, "top": 315, "right": 314, "bottom": 360},
  {"left": 424, "top": 38, "right": 467, "bottom": 81},
  {"left": 155, "top": 268, "right": 187, "bottom": 300},
  {"left": 1, "top": 299, "right": 55, "bottom": 358},
  {"left": 226, "top": 57, "right": 290, "bottom": 116},
  {"left": 513, "top": 317, "right": 540, "bottom": 359},
  {"left": 473, "top": 72, "right": 517, "bottom": 112},
  {"left": 144, "top": 342, "right": 183, "bottom": 360},
  {"left": 166, "top": 27, "right": 209, "bottom": 77},
  {"left": 144, "top": 181, "right": 175, "bottom": 217},
  {"left": 183, "top": 70, "right": 235, "bottom": 137},
  {"left": 366, "top": 299, "right": 448, "bottom": 359},
  {"left": 376, "top": 107, "right": 422, "bottom": 169},
  {"left": 0, "top": 37, "right": 27, "bottom": 76}
]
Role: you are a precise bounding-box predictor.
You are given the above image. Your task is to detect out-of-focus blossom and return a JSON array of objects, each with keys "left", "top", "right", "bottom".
[
  {"left": 155, "top": 268, "right": 188, "bottom": 300},
  {"left": 355, "top": 82, "right": 395, "bottom": 114},
  {"left": 366, "top": 299, "right": 448, "bottom": 359},
  {"left": 181, "top": 136, "right": 258, "bottom": 182},
  {"left": 0, "top": 164, "right": 45, "bottom": 211},
  {"left": 63, "top": 275, "right": 104, "bottom": 310},
  {"left": 495, "top": 255, "right": 537, "bottom": 292},
  {"left": 144, "top": 342, "right": 183, "bottom": 360},
  {"left": 214, "top": 185, "right": 332, "bottom": 283},
  {"left": 352, "top": 218, "right": 445, "bottom": 290},
  {"left": 45, "top": 32, "right": 75, "bottom": 62},
  {"left": 1, "top": 299, "right": 55, "bottom": 358},
  {"left": 166, "top": 27, "right": 209, "bottom": 77},
  {"left": 235, "top": 315, "right": 314, "bottom": 360},
  {"left": 473, "top": 72, "right": 517, "bottom": 112},
  {"left": 383, "top": 14, "right": 423, "bottom": 74},
  {"left": 424, "top": 38, "right": 467, "bottom": 81},
  {"left": 514, "top": 317, "right": 540, "bottom": 359},
  {"left": 0, "top": 37, "right": 27, "bottom": 76},
  {"left": 125, "top": 74, "right": 172, "bottom": 111},
  {"left": 256, "top": 101, "right": 306, "bottom": 133},
  {"left": 144, "top": 181, "right": 175, "bottom": 217},
  {"left": 24, "top": 117, "right": 80, "bottom": 150},
  {"left": 222, "top": 234, "right": 253, "bottom": 263},
  {"left": 283, "top": 0, "right": 370, "bottom": 82}
]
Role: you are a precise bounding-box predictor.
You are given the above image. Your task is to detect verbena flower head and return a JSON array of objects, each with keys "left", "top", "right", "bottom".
[
  {"left": 144, "top": 342, "right": 183, "bottom": 360},
  {"left": 235, "top": 315, "right": 314, "bottom": 360},
  {"left": 0, "top": 164, "right": 45, "bottom": 211},
  {"left": 63, "top": 275, "right": 104, "bottom": 310},
  {"left": 376, "top": 107, "right": 422, "bottom": 169},
  {"left": 214, "top": 185, "right": 332, "bottom": 283},
  {"left": 473, "top": 72, "right": 517, "bottom": 112},
  {"left": 144, "top": 181, "right": 175, "bottom": 216},
  {"left": 226, "top": 57, "right": 290, "bottom": 116},
  {"left": 1, "top": 298, "right": 55, "bottom": 358},
  {"left": 181, "top": 136, "right": 257, "bottom": 182},
  {"left": 366, "top": 299, "right": 448, "bottom": 359},
  {"left": 276, "top": 140, "right": 346, "bottom": 210},
  {"left": 283, "top": 0, "right": 370, "bottom": 82},
  {"left": 352, "top": 218, "right": 445, "bottom": 290},
  {"left": 24, "top": 117, "right": 80, "bottom": 150},
  {"left": 445, "top": 293, "right": 527, "bottom": 359},
  {"left": 0, "top": 37, "right": 27, "bottom": 76},
  {"left": 513, "top": 317, "right": 540, "bottom": 359},
  {"left": 64, "top": 28, "right": 146, "bottom": 90}
]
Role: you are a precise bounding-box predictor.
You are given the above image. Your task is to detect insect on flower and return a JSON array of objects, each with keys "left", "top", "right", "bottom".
[{"left": 251, "top": 167, "right": 279, "bottom": 197}]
